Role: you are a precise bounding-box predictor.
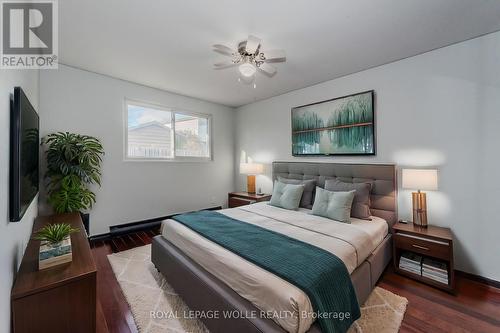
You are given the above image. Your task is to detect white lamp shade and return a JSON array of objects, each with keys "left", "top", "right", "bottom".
[
  {"left": 239, "top": 63, "right": 256, "bottom": 77},
  {"left": 402, "top": 169, "right": 438, "bottom": 191},
  {"left": 240, "top": 163, "right": 264, "bottom": 175}
]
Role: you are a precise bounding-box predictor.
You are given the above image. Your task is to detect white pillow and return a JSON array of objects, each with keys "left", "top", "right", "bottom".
[
  {"left": 311, "top": 187, "right": 355, "bottom": 223},
  {"left": 269, "top": 181, "right": 305, "bottom": 210}
]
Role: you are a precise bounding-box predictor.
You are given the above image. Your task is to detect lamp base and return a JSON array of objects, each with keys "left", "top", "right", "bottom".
[
  {"left": 412, "top": 191, "right": 428, "bottom": 227},
  {"left": 247, "top": 175, "right": 256, "bottom": 194}
]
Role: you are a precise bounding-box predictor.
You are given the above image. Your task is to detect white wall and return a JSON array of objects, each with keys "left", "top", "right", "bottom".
[
  {"left": 235, "top": 31, "right": 500, "bottom": 281},
  {"left": 40, "top": 65, "right": 235, "bottom": 235},
  {"left": 0, "top": 70, "right": 39, "bottom": 333}
]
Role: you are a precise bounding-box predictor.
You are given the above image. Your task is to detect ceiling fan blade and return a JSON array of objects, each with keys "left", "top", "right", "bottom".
[
  {"left": 213, "top": 49, "right": 234, "bottom": 57},
  {"left": 212, "top": 44, "right": 235, "bottom": 56},
  {"left": 262, "top": 49, "right": 286, "bottom": 63},
  {"left": 245, "top": 35, "right": 261, "bottom": 54},
  {"left": 213, "top": 61, "right": 237, "bottom": 69},
  {"left": 258, "top": 63, "right": 277, "bottom": 77}
]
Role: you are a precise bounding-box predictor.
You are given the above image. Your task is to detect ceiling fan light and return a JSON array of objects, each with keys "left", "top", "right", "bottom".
[{"left": 239, "top": 63, "right": 256, "bottom": 77}]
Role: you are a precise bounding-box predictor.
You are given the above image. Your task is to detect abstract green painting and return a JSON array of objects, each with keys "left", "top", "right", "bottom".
[{"left": 292, "top": 90, "right": 375, "bottom": 156}]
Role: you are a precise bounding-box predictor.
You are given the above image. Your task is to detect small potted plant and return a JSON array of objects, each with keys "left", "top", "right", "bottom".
[{"left": 35, "top": 223, "right": 79, "bottom": 270}]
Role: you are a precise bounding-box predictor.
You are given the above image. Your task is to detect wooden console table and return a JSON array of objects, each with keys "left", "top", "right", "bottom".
[{"left": 11, "top": 213, "right": 97, "bottom": 333}]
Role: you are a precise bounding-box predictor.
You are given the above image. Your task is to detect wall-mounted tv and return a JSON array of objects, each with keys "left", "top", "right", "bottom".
[{"left": 10, "top": 87, "right": 39, "bottom": 222}]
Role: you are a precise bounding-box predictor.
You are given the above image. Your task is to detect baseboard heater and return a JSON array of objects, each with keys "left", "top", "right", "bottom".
[{"left": 109, "top": 206, "right": 222, "bottom": 238}]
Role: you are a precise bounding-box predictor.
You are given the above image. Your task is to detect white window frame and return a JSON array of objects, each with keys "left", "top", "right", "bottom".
[{"left": 123, "top": 99, "right": 213, "bottom": 162}]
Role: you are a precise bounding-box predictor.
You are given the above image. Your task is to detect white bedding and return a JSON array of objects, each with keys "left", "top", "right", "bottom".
[{"left": 160, "top": 202, "right": 388, "bottom": 333}]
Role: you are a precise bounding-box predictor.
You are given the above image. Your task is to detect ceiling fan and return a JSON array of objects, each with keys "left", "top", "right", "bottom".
[{"left": 213, "top": 35, "right": 286, "bottom": 81}]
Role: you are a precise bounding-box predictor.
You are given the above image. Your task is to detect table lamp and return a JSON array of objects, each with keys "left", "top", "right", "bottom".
[
  {"left": 240, "top": 163, "right": 264, "bottom": 194},
  {"left": 402, "top": 169, "right": 438, "bottom": 227}
]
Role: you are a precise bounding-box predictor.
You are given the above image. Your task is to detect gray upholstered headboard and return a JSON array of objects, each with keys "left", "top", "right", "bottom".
[{"left": 272, "top": 161, "right": 398, "bottom": 227}]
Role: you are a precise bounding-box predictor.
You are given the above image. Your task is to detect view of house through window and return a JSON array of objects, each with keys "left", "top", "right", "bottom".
[{"left": 126, "top": 102, "right": 211, "bottom": 160}]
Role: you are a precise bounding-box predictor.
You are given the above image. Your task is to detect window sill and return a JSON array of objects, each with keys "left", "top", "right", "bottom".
[{"left": 123, "top": 157, "right": 213, "bottom": 163}]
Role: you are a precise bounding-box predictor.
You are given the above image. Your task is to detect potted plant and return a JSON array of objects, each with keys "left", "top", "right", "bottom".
[
  {"left": 43, "top": 132, "right": 104, "bottom": 234},
  {"left": 34, "top": 223, "right": 79, "bottom": 269}
]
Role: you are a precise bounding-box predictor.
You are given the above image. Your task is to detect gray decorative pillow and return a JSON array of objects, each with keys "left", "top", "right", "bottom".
[
  {"left": 277, "top": 177, "right": 316, "bottom": 208},
  {"left": 325, "top": 179, "right": 372, "bottom": 220},
  {"left": 269, "top": 181, "right": 305, "bottom": 210},
  {"left": 311, "top": 187, "right": 355, "bottom": 223}
]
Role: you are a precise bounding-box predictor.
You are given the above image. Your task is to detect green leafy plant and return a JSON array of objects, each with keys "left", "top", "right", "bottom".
[
  {"left": 34, "top": 223, "right": 79, "bottom": 245},
  {"left": 43, "top": 132, "right": 104, "bottom": 213}
]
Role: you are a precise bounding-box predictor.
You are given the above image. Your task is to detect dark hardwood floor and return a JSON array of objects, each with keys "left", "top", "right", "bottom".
[
  {"left": 91, "top": 229, "right": 500, "bottom": 333},
  {"left": 92, "top": 229, "right": 159, "bottom": 333}
]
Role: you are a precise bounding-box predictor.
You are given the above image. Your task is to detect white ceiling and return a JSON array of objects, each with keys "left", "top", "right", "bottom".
[{"left": 59, "top": 0, "right": 500, "bottom": 107}]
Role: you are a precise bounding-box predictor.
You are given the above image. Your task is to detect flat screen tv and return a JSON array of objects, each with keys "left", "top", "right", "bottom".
[{"left": 10, "top": 87, "right": 39, "bottom": 222}]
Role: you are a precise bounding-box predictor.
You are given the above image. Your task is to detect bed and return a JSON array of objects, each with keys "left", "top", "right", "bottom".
[{"left": 152, "top": 162, "right": 397, "bottom": 333}]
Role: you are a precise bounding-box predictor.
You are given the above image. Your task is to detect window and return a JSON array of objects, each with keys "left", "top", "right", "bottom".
[{"left": 125, "top": 101, "right": 211, "bottom": 161}]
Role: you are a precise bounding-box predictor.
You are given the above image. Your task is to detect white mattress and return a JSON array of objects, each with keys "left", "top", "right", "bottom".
[
  {"left": 160, "top": 202, "right": 388, "bottom": 333},
  {"left": 297, "top": 207, "right": 388, "bottom": 250}
]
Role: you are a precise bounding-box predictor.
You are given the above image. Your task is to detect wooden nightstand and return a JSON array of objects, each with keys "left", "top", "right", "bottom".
[
  {"left": 392, "top": 222, "right": 455, "bottom": 293},
  {"left": 228, "top": 192, "right": 272, "bottom": 208}
]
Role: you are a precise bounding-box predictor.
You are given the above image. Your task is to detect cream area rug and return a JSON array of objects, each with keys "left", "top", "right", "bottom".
[{"left": 108, "top": 244, "right": 408, "bottom": 333}]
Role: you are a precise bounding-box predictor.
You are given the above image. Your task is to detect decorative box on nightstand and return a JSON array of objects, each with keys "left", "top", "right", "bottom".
[
  {"left": 392, "top": 222, "right": 455, "bottom": 293},
  {"left": 228, "top": 192, "right": 271, "bottom": 208}
]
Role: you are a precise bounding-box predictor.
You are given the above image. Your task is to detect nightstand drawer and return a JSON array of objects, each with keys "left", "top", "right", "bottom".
[
  {"left": 394, "top": 233, "right": 450, "bottom": 260},
  {"left": 228, "top": 192, "right": 271, "bottom": 208},
  {"left": 228, "top": 197, "right": 254, "bottom": 208}
]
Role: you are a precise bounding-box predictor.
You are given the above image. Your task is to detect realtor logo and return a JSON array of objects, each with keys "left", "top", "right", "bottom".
[{"left": 1, "top": 0, "right": 58, "bottom": 69}]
